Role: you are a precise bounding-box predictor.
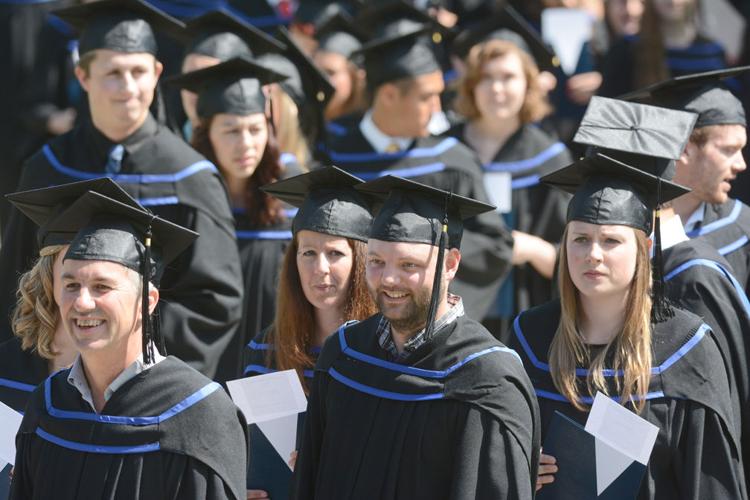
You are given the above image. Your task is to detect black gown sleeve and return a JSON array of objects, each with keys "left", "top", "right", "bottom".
[
  {"left": 449, "top": 406, "right": 535, "bottom": 500},
  {"left": 290, "top": 372, "right": 327, "bottom": 500},
  {"left": 170, "top": 456, "right": 239, "bottom": 500}
]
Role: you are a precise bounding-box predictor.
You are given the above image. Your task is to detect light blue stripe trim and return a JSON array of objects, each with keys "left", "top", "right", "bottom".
[
  {"left": 303, "top": 369, "right": 314, "bottom": 379},
  {"left": 42, "top": 144, "right": 218, "bottom": 183},
  {"left": 669, "top": 43, "right": 724, "bottom": 56},
  {"left": 138, "top": 196, "right": 179, "bottom": 207},
  {"left": 511, "top": 175, "right": 540, "bottom": 190},
  {"left": 665, "top": 258, "right": 750, "bottom": 317},
  {"left": 513, "top": 315, "right": 709, "bottom": 376},
  {"left": 686, "top": 200, "right": 742, "bottom": 238},
  {"left": 327, "top": 137, "right": 458, "bottom": 163},
  {"left": 45, "top": 379, "right": 221, "bottom": 425},
  {"left": 247, "top": 340, "right": 272, "bottom": 350},
  {"left": 328, "top": 367, "right": 444, "bottom": 401},
  {"left": 243, "top": 364, "right": 275, "bottom": 376},
  {"left": 236, "top": 230, "right": 293, "bottom": 240},
  {"left": 36, "top": 427, "right": 160, "bottom": 454},
  {"left": 280, "top": 153, "right": 297, "bottom": 166},
  {"left": 327, "top": 122, "right": 348, "bottom": 136},
  {"left": 484, "top": 142, "right": 566, "bottom": 173},
  {"left": 355, "top": 162, "right": 446, "bottom": 181},
  {"left": 719, "top": 235, "right": 749, "bottom": 255},
  {"left": 336, "top": 324, "right": 521, "bottom": 379},
  {"left": 283, "top": 208, "right": 299, "bottom": 218},
  {"left": 0, "top": 378, "right": 36, "bottom": 393},
  {"left": 667, "top": 57, "right": 726, "bottom": 72},
  {"left": 535, "top": 388, "right": 666, "bottom": 404}
]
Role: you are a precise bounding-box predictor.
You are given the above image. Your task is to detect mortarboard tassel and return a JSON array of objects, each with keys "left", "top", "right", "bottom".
[
  {"left": 142, "top": 217, "right": 156, "bottom": 364},
  {"left": 651, "top": 178, "right": 674, "bottom": 323},
  {"left": 424, "top": 192, "right": 451, "bottom": 340}
]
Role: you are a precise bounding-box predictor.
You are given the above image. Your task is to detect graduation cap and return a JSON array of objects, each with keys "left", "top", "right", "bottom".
[
  {"left": 450, "top": 5, "right": 560, "bottom": 73},
  {"left": 356, "top": 175, "right": 494, "bottom": 338},
  {"left": 225, "top": 0, "right": 291, "bottom": 29},
  {"left": 619, "top": 66, "right": 750, "bottom": 128},
  {"left": 356, "top": 0, "right": 443, "bottom": 42},
  {"left": 166, "top": 55, "right": 288, "bottom": 120},
  {"left": 294, "top": 0, "right": 356, "bottom": 27},
  {"left": 542, "top": 152, "right": 690, "bottom": 322},
  {"left": 182, "top": 10, "right": 285, "bottom": 61},
  {"left": 52, "top": 0, "right": 185, "bottom": 56},
  {"left": 54, "top": 189, "right": 197, "bottom": 363},
  {"left": 315, "top": 11, "right": 368, "bottom": 60},
  {"left": 261, "top": 165, "right": 373, "bottom": 242},
  {"left": 355, "top": 25, "right": 443, "bottom": 90},
  {"left": 573, "top": 96, "right": 698, "bottom": 180},
  {"left": 6, "top": 178, "right": 142, "bottom": 248}
]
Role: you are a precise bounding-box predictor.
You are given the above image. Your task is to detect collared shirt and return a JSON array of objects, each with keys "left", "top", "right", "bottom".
[
  {"left": 683, "top": 203, "right": 706, "bottom": 235},
  {"left": 378, "top": 294, "right": 464, "bottom": 362},
  {"left": 67, "top": 348, "right": 166, "bottom": 413},
  {"left": 651, "top": 214, "right": 689, "bottom": 255},
  {"left": 359, "top": 110, "right": 412, "bottom": 153}
]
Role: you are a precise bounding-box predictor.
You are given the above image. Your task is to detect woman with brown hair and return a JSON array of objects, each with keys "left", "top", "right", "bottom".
[
  {"left": 448, "top": 37, "right": 572, "bottom": 341},
  {"left": 171, "top": 56, "right": 301, "bottom": 380},
  {"left": 509, "top": 154, "right": 745, "bottom": 498}
]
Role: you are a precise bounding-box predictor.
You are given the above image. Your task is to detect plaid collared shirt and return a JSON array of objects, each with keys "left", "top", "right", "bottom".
[{"left": 377, "top": 294, "right": 464, "bottom": 362}]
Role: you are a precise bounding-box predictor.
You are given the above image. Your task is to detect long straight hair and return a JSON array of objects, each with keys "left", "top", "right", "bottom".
[
  {"left": 269, "top": 234, "right": 376, "bottom": 391},
  {"left": 549, "top": 226, "right": 653, "bottom": 412}
]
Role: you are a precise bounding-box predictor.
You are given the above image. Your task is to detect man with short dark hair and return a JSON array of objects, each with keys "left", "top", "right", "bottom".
[
  {"left": 292, "top": 176, "right": 540, "bottom": 499},
  {"left": 9, "top": 184, "right": 247, "bottom": 499},
  {"left": 0, "top": 0, "right": 244, "bottom": 381}
]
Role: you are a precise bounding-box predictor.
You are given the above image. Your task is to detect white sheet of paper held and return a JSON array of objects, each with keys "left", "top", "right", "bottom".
[
  {"left": 226, "top": 370, "right": 307, "bottom": 424},
  {"left": 541, "top": 8, "right": 593, "bottom": 75},
  {"left": 0, "top": 402, "right": 23, "bottom": 467},
  {"left": 585, "top": 392, "right": 659, "bottom": 465}
]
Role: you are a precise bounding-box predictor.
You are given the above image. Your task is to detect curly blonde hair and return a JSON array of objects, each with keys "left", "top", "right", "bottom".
[{"left": 12, "top": 245, "right": 65, "bottom": 359}]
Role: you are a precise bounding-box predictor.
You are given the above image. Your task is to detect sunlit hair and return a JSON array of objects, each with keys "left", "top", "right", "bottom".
[
  {"left": 12, "top": 245, "right": 66, "bottom": 359},
  {"left": 267, "top": 234, "right": 376, "bottom": 392},
  {"left": 323, "top": 57, "right": 367, "bottom": 121},
  {"left": 550, "top": 225, "right": 652, "bottom": 412},
  {"left": 455, "top": 38, "right": 552, "bottom": 124},
  {"left": 192, "top": 113, "right": 284, "bottom": 227},
  {"left": 271, "top": 86, "right": 310, "bottom": 168}
]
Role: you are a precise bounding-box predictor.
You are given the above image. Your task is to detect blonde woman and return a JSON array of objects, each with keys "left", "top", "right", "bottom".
[{"left": 509, "top": 155, "right": 745, "bottom": 498}]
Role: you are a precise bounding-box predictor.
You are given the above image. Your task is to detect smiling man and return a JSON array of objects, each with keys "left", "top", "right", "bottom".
[
  {"left": 292, "top": 176, "right": 540, "bottom": 500},
  {"left": 0, "top": 0, "right": 244, "bottom": 382},
  {"left": 10, "top": 186, "right": 247, "bottom": 500}
]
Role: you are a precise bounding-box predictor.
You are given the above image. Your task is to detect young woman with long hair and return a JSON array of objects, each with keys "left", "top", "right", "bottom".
[
  {"left": 449, "top": 38, "right": 572, "bottom": 341},
  {"left": 509, "top": 155, "right": 746, "bottom": 498}
]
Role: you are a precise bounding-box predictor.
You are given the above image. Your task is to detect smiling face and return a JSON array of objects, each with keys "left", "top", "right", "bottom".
[
  {"left": 365, "top": 239, "right": 459, "bottom": 335},
  {"left": 675, "top": 124, "right": 747, "bottom": 204},
  {"left": 296, "top": 230, "right": 354, "bottom": 314},
  {"left": 59, "top": 259, "right": 157, "bottom": 359},
  {"left": 565, "top": 221, "right": 639, "bottom": 300},
  {"left": 75, "top": 49, "right": 163, "bottom": 138},
  {"left": 473, "top": 52, "right": 527, "bottom": 123},
  {"left": 208, "top": 112, "right": 269, "bottom": 182}
]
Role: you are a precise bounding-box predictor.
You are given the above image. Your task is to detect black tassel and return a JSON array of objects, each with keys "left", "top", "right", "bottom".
[
  {"left": 651, "top": 179, "right": 674, "bottom": 323},
  {"left": 424, "top": 192, "right": 451, "bottom": 340},
  {"left": 142, "top": 220, "right": 154, "bottom": 364}
]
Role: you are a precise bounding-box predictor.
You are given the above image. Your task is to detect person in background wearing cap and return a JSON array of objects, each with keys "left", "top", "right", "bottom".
[
  {"left": 0, "top": 0, "right": 245, "bottom": 383},
  {"left": 622, "top": 68, "right": 750, "bottom": 292},
  {"left": 576, "top": 93, "right": 750, "bottom": 488},
  {"left": 242, "top": 166, "right": 377, "bottom": 499},
  {"left": 171, "top": 9, "right": 286, "bottom": 142},
  {"left": 511, "top": 153, "right": 745, "bottom": 498},
  {"left": 9, "top": 185, "right": 247, "bottom": 499},
  {"left": 292, "top": 176, "right": 540, "bottom": 499},
  {"left": 449, "top": 36, "right": 572, "bottom": 342},
  {"left": 320, "top": 11, "right": 515, "bottom": 323},
  {"left": 169, "top": 55, "right": 302, "bottom": 378}
]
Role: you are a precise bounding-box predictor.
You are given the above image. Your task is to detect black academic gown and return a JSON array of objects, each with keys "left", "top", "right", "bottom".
[
  {"left": 509, "top": 300, "right": 746, "bottom": 500},
  {"left": 448, "top": 123, "right": 571, "bottom": 329},
  {"left": 0, "top": 114, "right": 244, "bottom": 381},
  {"left": 292, "top": 314, "right": 541, "bottom": 500},
  {"left": 662, "top": 237, "right": 750, "bottom": 486},
  {"left": 10, "top": 356, "right": 247, "bottom": 500},
  {"left": 321, "top": 129, "right": 514, "bottom": 321},
  {"left": 0, "top": 338, "right": 49, "bottom": 499},
  {"left": 686, "top": 198, "right": 750, "bottom": 292}
]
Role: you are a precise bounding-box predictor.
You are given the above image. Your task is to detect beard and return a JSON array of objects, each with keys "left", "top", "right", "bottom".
[{"left": 370, "top": 282, "right": 438, "bottom": 334}]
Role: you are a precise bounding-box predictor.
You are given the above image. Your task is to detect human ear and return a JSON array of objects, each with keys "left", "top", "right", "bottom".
[{"left": 147, "top": 285, "right": 159, "bottom": 315}]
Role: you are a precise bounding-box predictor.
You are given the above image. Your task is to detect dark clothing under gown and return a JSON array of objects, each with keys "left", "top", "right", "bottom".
[
  {"left": 292, "top": 313, "right": 541, "bottom": 500},
  {"left": 10, "top": 356, "right": 248, "bottom": 500},
  {"left": 509, "top": 300, "right": 746, "bottom": 499}
]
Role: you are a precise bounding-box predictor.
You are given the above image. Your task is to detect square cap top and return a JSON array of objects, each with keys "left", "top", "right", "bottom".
[
  {"left": 52, "top": 0, "right": 185, "bottom": 56},
  {"left": 356, "top": 0, "right": 439, "bottom": 40},
  {"left": 315, "top": 11, "right": 368, "bottom": 59},
  {"left": 355, "top": 175, "right": 494, "bottom": 248}
]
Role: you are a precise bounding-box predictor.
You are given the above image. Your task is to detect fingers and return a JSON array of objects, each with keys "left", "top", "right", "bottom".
[
  {"left": 539, "top": 453, "right": 557, "bottom": 465},
  {"left": 247, "top": 489, "right": 270, "bottom": 500}
]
